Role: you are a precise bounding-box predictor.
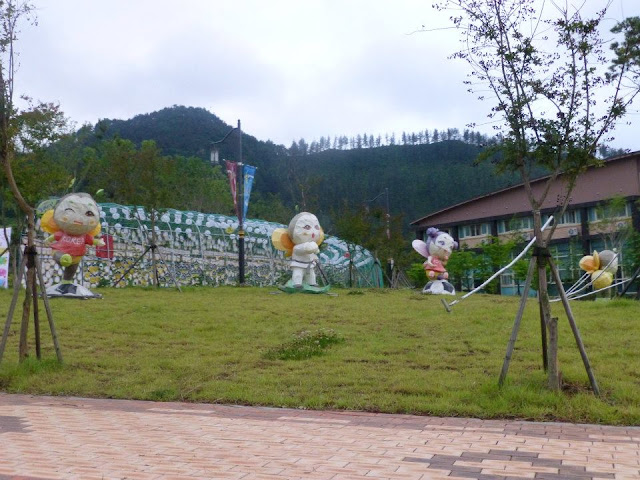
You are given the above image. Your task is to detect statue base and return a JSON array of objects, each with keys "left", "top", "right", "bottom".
[
  {"left": 279, "top": 280, "right": 331, "bottom": 294},
  {"left": 46, "top": 283, "right": 103, "bottom": 299},
  {"left": 422, "top": 280, "right": 455, "bottom": 295}
]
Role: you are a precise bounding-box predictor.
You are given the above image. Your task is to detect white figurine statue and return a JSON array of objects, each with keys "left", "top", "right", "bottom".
[
  {"left": 271, "top": 212, "right": 329, "bottom": 293},
  {"left": 412, "top": 227, "right": 458, "bottom": 295}
]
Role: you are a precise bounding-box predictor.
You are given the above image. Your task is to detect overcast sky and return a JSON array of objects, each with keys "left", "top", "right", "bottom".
[{"left": 14, "top": 0, "right": 640, "bottom": 151}]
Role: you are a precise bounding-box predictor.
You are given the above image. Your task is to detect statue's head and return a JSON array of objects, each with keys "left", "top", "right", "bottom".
[
  {"left": 288, "top": 212, "right": 324, "bottom": 246},
  {"left": 425, "top": 227, "right": 457, "bottom": 260},
  {"left": 51, "top": 193, "right": 101, "bottom": 236}
]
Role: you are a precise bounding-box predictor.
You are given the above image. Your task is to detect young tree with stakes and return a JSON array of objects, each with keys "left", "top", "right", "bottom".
[
  {"left": 433, "top": 0, "right": 640, "bottom": 392},
  {"left": 0, "top": 0, "right": 67, "bottom": 364}
]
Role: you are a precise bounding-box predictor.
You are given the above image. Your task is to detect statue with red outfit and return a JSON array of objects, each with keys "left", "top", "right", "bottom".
[{"left": 40, "top": 193, "right": 104, "bottom": 297}]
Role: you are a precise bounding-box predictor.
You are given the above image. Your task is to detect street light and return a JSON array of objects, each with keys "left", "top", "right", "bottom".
[{"left": 210, "top": 119, "right": 246, "bottom": 285}]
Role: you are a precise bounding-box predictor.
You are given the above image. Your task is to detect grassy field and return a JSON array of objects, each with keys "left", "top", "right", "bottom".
[{"left": 0, "top": 286, "right": 639, "bottom": 425}]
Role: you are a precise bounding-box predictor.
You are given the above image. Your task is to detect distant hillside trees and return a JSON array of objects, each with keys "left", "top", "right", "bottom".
[{"left": 291, "top": 127, "right": 496, "bottom": 155}]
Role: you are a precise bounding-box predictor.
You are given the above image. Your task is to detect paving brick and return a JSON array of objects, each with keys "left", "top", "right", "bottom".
[{"left": 2, "top": 393, "right": 640, "bottom": 480}]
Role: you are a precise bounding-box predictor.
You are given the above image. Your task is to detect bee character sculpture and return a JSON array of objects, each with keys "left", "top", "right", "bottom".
[
  {"left": 40, "top": 192, "right": 105, "bottom": 298},
  {"left": 271, "top": 212, "right": 330, "bottom": 293},
  {"left": 412, "top": 227, "right": 458, "bottom": 295}
]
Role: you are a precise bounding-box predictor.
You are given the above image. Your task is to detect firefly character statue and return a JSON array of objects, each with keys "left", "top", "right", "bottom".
[
  {"left": 271, "top": 212, "right": 329, "bottom": 293},
  {"left": 40, "top": 192, "right": 105, "bottom": 298},
  {"left": 412, "top": 227, "right": 458, "bottom": 295}
]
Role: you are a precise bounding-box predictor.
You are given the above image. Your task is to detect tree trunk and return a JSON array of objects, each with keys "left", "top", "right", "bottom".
[
  {"left": 18, "top": 212, "right": 38, "bottom": 361},
  {"left": 533, "top": 210, "right": 561, "bottom": 390},
  {"left": 3, "top": 151, "right": 39, "bottom": 362}
]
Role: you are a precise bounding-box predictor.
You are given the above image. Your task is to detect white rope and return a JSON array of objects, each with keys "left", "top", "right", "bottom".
[
  {"left": 551, "top": 279, "right": 627, "bottom": 302},
  {"left": 564, "top": 272, "right": 590, "bottom": 295},
  {"left": 444, "top": 216, "right": 554, "bottom": 310},
  {"left": 555, "top": 252, "right": 620, "bottom": 301}
]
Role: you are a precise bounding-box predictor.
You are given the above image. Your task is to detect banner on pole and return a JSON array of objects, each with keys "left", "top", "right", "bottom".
[
  {"left": 0, "top": 227, "right": 11, "bottom": 288},
  {"left": 243, "top": 164, "right": 256, "bottom": 221},
  {"left": 225, "top": 160, "right": 239, "bottom": 218}
]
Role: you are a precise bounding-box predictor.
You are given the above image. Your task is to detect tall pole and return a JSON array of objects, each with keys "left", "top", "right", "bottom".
[
  {"left": 384, "top": 187, "right": 390, "bottom": 241},
  {"left": 384, "top": 187, "right": 393, "bottom": 285},
  {"left": 210, "top": 120, "right": 246, "bottom": 285},
  {"left": 237, "top": 119, "right": 245, "bottom": 285}
]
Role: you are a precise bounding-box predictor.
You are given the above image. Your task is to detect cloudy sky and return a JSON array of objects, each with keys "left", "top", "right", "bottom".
[{"left": 14, "top": 0, "right": 640, "bottom": 150}]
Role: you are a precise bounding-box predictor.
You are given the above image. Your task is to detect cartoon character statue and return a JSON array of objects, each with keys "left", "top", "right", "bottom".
[
  {"left": 412, "top": 227, "right": 458, "bottom": 295},
  {"left": 579, "top": 249, "right": 618, "bottom": 290},
  {"left": 40, "top": 192, "right": 105, "bottom": 298},
  {"left": 271, "top": 212, "right": 329, "bottom": 293}
]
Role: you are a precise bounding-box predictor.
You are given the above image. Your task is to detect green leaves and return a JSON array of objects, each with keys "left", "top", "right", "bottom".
[
  {"left": 610, "top": 16, "right": 640, "bottom": 71},
  {"left": 437, "top": 0, "right": 640, "bottom": 227}
]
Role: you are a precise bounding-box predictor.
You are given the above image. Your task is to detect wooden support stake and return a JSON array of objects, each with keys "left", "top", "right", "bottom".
[
  {"left": 618, "top": 264, "right": 640, "bottom": 298},
  {"left": 548, "top": 257, "right": 600, "bottom": 396},
  {"left": 35, "top": 253, "right": 63, "bottom": 363},
  {"left": 18, "top": 264, "right": 33, "bottom": 361},
  {"left": 31, "top": 267, "right": 41, "bottom": 360},
  {"left": 0, "top": 252, "right": 27, "bottom": 364},
  {"left": 548, "top": 316, "right": 559, "bottom": 390},
  {"left": 539, "top": 301, "right": 548, "bottom": 372},
  {"left": 536, "top": 251, "right": 559, "bottom": 388},
  {"left": 499, "top": 256, "right": 537, "bottom": 386}
]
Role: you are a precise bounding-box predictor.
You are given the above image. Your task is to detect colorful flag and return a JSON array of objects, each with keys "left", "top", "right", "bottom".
[
  {"left": 95, "top": 234, "right": 114, "bottom": 259},
  {"left": 225, "top": 160, "right": 239, "bottom": 218},
  {"left": 243, "top": 164, "right": 256, "bottom": 221}
]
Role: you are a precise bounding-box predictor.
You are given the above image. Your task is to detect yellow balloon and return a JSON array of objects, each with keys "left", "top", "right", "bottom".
[
  {"left": 591, "top": 270, "right": 613, "bottom": 290},
  {"left": 579, "top": 251, "right": 600, "bottom": 273}
]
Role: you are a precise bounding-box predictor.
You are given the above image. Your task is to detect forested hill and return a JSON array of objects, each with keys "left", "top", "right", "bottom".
[
  {"left": 282, "top": 141, "right": 520, "bottom": 229},
  {"left": 93, "top": 106, "right": 521, "bottom": 229}
]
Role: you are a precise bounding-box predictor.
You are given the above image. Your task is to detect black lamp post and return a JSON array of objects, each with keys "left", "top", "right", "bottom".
[{"left": 210, "top": 119, "right": 245, "bottom": 285}]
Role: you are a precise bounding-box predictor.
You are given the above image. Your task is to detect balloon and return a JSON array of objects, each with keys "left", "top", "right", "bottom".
[
  {"left": 591, "top": 270, "right": 613, "bottom": 290},
  {"left": 578, "top": 251, "right": 599, "bottom": 273},
  {"left": 579, "top": 249, "right": 617, "bottom": 290},
  {"left": 598, "top": 250, "right": 618, "bottom": 274}
]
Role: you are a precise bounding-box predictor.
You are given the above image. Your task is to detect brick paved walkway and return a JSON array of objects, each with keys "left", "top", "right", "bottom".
[{"left": 1, "top": 394, "right": 639, "bottom": 480}]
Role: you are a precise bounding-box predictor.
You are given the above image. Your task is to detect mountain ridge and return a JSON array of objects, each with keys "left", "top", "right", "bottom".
[{"left": 90, "top": 105, "right": 520, "bottom": 230}]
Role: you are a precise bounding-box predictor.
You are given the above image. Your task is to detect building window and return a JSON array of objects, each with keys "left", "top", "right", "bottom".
[
  {"left": 545, "top": 241, "right": 583, "bottom": 285},
  {"left": 459, "top": 223, "right": 490, "bottom": 238},
  {"left": 497, "top": 216, "right": 534, "bottom": 233},
  {"left": 547, "top": 210, "right": 581, "bottom": 225},
  {"left": 588, "top": 202, "right": 631, "bottom": 222},
  {"left": 501, "top": 272, "right": 515, "bottom": 287}
]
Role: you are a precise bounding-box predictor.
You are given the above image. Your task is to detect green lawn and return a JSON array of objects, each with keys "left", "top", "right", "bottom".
[{"left": 1, "top": 286, "right": 639, "bottom": 425}]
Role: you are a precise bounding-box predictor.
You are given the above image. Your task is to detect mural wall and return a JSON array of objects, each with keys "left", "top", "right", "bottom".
[{"left": 32, "top": 203, "right": 384, "bottom": 289}]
